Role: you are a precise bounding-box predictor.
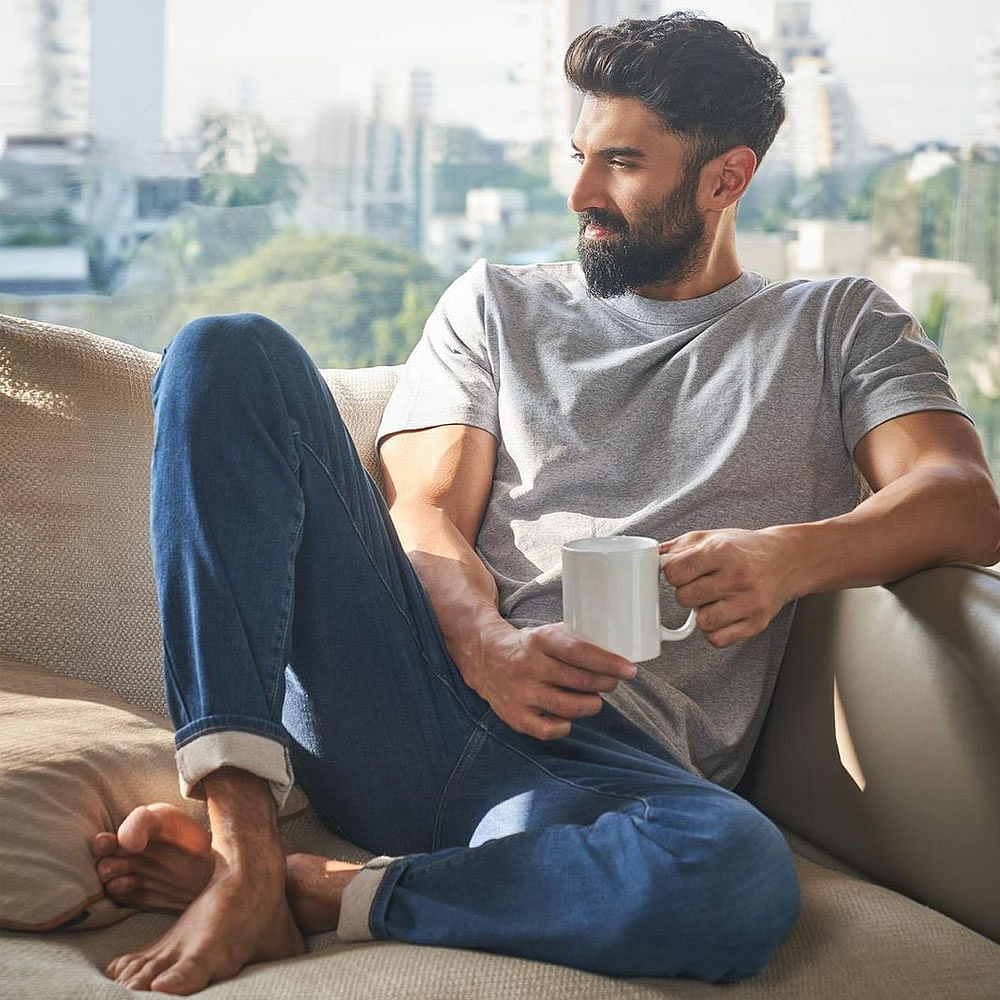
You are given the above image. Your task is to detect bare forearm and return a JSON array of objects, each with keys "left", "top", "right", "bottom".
[
  {"left": 389, "top": 499, "right": 511, "bottom": 678},
  {"left": 775, "top": 463, "right": 1000, "bottom": 599}
]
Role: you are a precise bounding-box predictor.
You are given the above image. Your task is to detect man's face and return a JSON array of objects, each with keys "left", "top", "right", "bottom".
[{"left": 569, "top": 94, "right": 707, "bottom": 298}]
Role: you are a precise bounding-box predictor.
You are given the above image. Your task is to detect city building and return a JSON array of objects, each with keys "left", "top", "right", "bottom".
[
  {"left": 977, "top": 34, "right": 1000, "bottom": 148},
  {"left": 764, "top": 2, "right": 868, "bottom": 179},
  {"left": 298, "top": 69, "right": 435, "bottom": 254},
  {"left": 1, "top": 0, "right": 165, "bottom": 150},
  {"left": 541, "top": 0, "right": 661, "bottom": 195},
  {"left": 427, "top": 187, "right": 529, "bottom": 278}
]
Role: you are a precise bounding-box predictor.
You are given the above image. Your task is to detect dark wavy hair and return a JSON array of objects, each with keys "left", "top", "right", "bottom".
[{"left": 565, "top": 12, "right": 786, "bottom": 172}]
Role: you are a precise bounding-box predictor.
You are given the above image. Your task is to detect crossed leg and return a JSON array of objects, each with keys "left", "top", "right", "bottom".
[
  {"left": 92, "top": 770, "right": 312, "bottom": 993},
  {"left": 91, "top": 799, "right": 362, "bottom": 938}
]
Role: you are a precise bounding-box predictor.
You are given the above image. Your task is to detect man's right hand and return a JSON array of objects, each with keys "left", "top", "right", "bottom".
[{"left": 464, "top": 621, "right": 638, "bottom": 740}]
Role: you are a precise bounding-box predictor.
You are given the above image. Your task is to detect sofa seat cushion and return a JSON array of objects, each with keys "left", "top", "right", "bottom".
[{"left": 1, "top": 842, "right": 998, "bottom": 1000}]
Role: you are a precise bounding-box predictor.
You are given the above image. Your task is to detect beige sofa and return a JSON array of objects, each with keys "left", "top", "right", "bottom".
[{"left": 2, "top": 310, "right": 999, "bottom": 999}]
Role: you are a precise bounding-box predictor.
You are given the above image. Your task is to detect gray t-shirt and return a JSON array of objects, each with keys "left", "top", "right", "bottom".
[{"left": 376, "top": 258, "right": 970, "bottom": 788}]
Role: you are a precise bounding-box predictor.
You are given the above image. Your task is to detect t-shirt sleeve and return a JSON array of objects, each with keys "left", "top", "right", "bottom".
[
  {"left": 839, "top": 279, "right": 971, "bottom": 455},
  {"left": 377, "top": 259, "right": 500, "bottom": 449}
]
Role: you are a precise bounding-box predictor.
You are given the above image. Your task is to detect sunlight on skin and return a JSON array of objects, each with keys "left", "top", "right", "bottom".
[{"left": 833, "top": 676, "right": 867, "bottom": 791}]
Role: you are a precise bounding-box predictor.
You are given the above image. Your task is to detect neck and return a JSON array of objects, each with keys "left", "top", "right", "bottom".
[{"left": 633, "top": 209, "right": 741, "bottom": 302}]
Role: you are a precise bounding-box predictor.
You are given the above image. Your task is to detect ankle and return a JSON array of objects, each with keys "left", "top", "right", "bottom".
[{"left": 201, "top": 767, "right": 284, "bottom": 868}]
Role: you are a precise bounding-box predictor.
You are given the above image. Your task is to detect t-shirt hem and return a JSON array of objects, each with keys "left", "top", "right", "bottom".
[
  {"left": 376, "top": 408, "right": 500, "bottom": 449},
  {"left": 844, "top": 397, "right": 972, "bottom": 455}
]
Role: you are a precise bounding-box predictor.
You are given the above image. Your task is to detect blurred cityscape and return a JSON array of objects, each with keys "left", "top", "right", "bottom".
[{"left": 1, "top": 0, "right": 999, "bottom": 473}]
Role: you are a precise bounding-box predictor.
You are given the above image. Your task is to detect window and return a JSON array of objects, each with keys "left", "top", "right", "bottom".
[{"left": 1, "top": 0, "right": 998, "bottom": 479}]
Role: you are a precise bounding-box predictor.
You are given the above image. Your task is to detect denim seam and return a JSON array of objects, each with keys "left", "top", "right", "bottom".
[
  {"left": 474, "top": 717, "right": 655, "bottom": 822},
  {"left": 298, "top": 439, "right": 476, "bottom": 712},
  {"left": 174, "top": 721, "right": 289, "bottom": 749},
  {"left": 430, "top": 709, "right": 492, "bottom": 851},
  {"left": 299, "top": 439, "right": 420, "bottom": 635},
  {"left": 267, "top": 429, "right": 306, "bottom": 716},
  {"left": 162, "top": 646, "right": 193, "bottom": 727}
]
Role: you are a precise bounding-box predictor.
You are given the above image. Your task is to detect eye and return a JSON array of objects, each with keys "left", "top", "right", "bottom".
[
  {"left": 609, "top": 159, "right": 633, "bottom": 169},
  {"left": 570, "top": 152, "right": 584, "bottom": 164}
]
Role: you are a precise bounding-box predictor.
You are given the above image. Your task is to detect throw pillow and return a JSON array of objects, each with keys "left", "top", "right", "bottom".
[{"left": 0, "top": 656, "right": 306, "bottom": 931}]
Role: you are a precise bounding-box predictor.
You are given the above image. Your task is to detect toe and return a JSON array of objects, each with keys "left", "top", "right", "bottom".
[
  {"left": 109, "top": 952, "right": 147, "bottom": 983},
  {"left": 106, "top": 875, "right": 138, "bottom": 900},
  {"left": 125, "top": 953, "right": 175, "bottom": 993},
  {"left": 91, "top": 832, "right": 119, "bottom": 858},
  {"left": 117, "top": 805, "right": 157, "bottom": 855},
  {"left": 97, "top": 857, "right": 132, "bottom": 883},
  {"left": 151, "top": 958, "right": 211, "bottom": 996}
]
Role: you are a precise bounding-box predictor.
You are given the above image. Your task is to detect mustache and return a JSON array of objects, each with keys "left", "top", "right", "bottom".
[{"left": 577, "top": 210, "right": 628, "bottom": 236}]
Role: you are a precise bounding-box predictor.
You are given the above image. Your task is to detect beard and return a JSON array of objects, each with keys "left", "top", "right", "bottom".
[{"left": 576, "top": 169, "right": 707, "bottom": 298}]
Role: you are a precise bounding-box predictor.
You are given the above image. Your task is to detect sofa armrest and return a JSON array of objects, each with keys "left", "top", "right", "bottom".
[{"left": 738, "top": 564, "right": 1000, "bottom": 943}]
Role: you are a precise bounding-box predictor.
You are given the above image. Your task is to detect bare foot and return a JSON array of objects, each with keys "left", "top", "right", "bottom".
[
  {"left": 91, "top": 804, "right": 213, "bottom": 912},
  {"left": 100, "top": 772, "right": 305, "bottom": 994},
  {"left": 91, "top": 802, "right": 364, "bottom": 936},
  {"left": 285, "top": 853, "right": 364, "bottom": 934},
  {"left": 104, "top": 848, "right": 304, "bottom": 993}
]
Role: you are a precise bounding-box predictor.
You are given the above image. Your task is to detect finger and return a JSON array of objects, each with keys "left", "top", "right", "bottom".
[
  {"left": 695, "top": 598, "right": 750, "bottom": 635},
  {"left": 704, "top": 618, "right": 763, "bottom": 648},
  {"left": 674, "top": 575, "right": 730, "bottom": 609},
  {"left": 537, "top": 625, "right": 636, "bottom": 679},
  {"left": 658, "top": 531, "right": 704, "bottom": 554},
  {"left": 531, "top": 686, "right": 604, "bottom": 721},
  {"left": 661, "top": 547, "right": 717, "bottom": 588},
  {"left": 548, "top": 661, "right": 620, "bottom": 694},
  {"left": 521, "top": 711, "right": 573, "bottom": 741}
]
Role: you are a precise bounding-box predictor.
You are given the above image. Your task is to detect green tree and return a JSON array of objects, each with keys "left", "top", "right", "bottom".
[
  {"left": 918, "top": 288, "right": 950, "bottom": 347},
  {"left": 110, "top": 230, "right": 447, "bottom": 367},
  {"left": 196, "top": 112, "right": 304, "bottom": 212}
]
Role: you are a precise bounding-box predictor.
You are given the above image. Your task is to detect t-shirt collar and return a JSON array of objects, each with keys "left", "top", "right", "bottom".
[{"left": 602, "top": 269, "right": 767, "bottom": 326}]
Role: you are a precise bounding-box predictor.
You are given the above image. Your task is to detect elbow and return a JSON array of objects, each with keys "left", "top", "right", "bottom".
[{"left": 971, "top": 473, "right": 1000, "bottom": 567}]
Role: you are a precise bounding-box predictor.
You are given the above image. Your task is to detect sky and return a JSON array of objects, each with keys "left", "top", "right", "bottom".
[
  {"left": 2, "top": 0, "right": 999, "bottom": 151},
  {"left": 158, "top": 0, "right": 1000, "bottom": 151}
]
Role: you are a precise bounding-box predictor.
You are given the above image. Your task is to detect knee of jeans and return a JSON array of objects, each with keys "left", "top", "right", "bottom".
[
  {"left": 162, "top": 312, "right": 298, "bottom": 381},
  {"left": 632, "top": 795, "right": 800, "bottom": 981}
]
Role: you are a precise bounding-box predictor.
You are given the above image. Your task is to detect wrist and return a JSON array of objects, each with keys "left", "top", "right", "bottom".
[
  {"left": 762, "top": 521, "right": 834, "bottom": 601},
  {"left": 451, "top": 607, "right": 513, "bottom": 692}
]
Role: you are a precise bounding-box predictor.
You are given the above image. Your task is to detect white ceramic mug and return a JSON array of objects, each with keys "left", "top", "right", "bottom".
[{"left": 561, "top": 536, "right": 698, "bottom": 661}]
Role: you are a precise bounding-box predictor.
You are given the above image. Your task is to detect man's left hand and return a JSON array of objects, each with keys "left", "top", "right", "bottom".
[{"left": 659, "top": 528, "right": 797, "bottom": 649}]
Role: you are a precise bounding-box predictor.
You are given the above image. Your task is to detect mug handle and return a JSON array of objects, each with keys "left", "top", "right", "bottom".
[{"left": 658, "top": 553, "right": 698, "bottom": 641}]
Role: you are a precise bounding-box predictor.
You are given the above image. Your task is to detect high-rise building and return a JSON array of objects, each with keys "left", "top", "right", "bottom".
[
  {"left": 300, "top": 69, "right": 434, "bottom": 253},
  {"left": 0, "top": 0, "right": 165, "bottom": 149},
  {"left": 765, "top": 2, "right": 868, "bottom": 178},
  {"left": 1, "top": 0, "right": 90, "bottom": 137},
  {"left": 541, "top": 0, "right": 661, "bottom": 194},
  {"left": 977, "top": 36, "right": 1000, "bottom": 148}
]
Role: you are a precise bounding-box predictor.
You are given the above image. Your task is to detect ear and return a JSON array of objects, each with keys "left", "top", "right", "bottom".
[{"left": 700, "top": 146, "right": 757, "bottom": 209}]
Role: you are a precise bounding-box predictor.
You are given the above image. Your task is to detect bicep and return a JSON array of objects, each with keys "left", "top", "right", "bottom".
[
  {"left": 379, "top": 424, "right": 498, "bottom": 546},
  {"left": 853, "top": 411, "right": 990, "bottom": 491}
]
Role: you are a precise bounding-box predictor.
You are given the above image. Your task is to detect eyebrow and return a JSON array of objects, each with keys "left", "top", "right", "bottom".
[{"left": 570, "top": 140, "right": 647, "bottom": 160}]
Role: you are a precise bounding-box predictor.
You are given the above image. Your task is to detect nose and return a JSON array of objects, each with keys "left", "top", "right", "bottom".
[{"left": 567, "top": 159, "right": 610, "bottom": 216}]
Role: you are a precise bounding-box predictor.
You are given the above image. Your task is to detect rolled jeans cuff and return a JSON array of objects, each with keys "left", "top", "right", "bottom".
[
  {"left": 337, "top": 856, "right": 402, "bottom": 942},
  {"left": 175, "top": 730, "right": 294, "bottom": 809}
]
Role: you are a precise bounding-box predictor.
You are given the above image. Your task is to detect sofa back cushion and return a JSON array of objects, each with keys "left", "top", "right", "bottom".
[{"left": 0, "top": 313, "right": 400, "bottom": 714}]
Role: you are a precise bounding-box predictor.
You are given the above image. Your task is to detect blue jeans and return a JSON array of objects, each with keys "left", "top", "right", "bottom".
[{"left": 149, "top": 313, "right": 800, "bottom": 982}]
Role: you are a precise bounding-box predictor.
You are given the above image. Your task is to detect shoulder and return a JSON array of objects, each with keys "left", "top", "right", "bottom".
[
  {"left": 476, "top": 259, "right": 588, "bottom": 305},
  {"left": 753, "top": 274, "right": 886, "bottom": 312}
]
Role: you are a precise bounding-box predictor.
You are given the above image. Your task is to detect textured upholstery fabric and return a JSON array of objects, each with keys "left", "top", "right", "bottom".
[
  {"left": 1, "top": 854, "right": 999, "bottom": 1000},
  {"left": 0, "top": 313, "right": 400, "bottom": 714},
  {"left": 3, "top": 312, "right": 1000, "bottom": 997}
]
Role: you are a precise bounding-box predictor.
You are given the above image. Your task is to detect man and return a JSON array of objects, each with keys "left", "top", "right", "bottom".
[{"left": 90, "top": 13, "right": 1000, "bottom": 995}]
